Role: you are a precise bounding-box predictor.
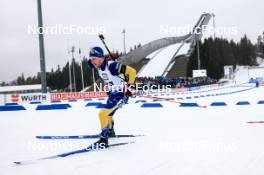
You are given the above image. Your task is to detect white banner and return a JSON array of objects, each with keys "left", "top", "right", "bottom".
[
  {"left": 193, "top": 69, "right": 207, "bottom": 78},
  {"left": 2, "top": 93, "right": 50, "bottom": 104}
]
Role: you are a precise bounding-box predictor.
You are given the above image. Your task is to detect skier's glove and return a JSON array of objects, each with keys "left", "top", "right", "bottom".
[{"left": 125, "top": 83, "right": 136, "bottom": 98}]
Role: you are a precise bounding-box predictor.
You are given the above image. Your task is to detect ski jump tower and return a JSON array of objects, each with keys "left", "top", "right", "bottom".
[{"left": 118, "top": 13, "right": 213, "bottom": 77}]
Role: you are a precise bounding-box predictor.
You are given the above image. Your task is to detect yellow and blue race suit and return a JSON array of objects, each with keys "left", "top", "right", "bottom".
[{"left": 97, "top": 59, "right": 136, "bottom": 138}]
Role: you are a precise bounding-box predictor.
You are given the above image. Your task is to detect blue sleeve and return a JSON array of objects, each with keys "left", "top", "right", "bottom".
[{"left": 108, "top": 62, "right": 120, "bottom": 75}]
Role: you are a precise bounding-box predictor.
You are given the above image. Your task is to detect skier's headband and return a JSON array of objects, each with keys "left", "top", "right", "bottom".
[
  {"left": 89, "top": 47, "right": 104, "bottom": 58},
  {"left": 88, "top": 46, "right": 104, "bottom": 68}
]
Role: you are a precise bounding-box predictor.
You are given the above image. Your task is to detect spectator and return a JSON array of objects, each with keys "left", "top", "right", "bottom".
[{"left": 135, "top": 76, "right": 217, "bottom": 88}]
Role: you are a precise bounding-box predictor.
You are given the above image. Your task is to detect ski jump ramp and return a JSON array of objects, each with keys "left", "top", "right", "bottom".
[{"left": 119, "top": 13, "right": 212, "bottom": 77}]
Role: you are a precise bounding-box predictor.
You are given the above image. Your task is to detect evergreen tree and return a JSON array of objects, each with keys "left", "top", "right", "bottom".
[{"left": 187, "top": 36, "right": 257, "bottom": 79}]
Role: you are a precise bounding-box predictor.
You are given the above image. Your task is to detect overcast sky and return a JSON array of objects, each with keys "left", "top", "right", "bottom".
[{"left": 0, "top": 0, "right": 263, "bottom": 82}]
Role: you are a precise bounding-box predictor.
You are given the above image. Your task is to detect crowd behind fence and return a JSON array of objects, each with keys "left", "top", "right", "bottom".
[{"left": 135, "top": 76, "right": 218, "bottom": 88}]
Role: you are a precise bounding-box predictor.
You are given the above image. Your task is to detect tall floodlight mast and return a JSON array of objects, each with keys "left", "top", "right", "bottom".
[{"left": 37, "top": 0, "right": 47, "bottom": 93}]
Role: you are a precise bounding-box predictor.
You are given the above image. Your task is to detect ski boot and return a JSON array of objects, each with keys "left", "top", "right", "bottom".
[
  {"left": 108, "top": 120, "right": 116, "bottom": 137},
  {"left": 108, "top": 128, "right": 116, "bottom": 137}
]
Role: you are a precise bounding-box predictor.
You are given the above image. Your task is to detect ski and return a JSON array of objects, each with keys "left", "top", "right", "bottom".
[
  {"left": 36, "top": 134, "right": 144, "bottom": 139},
  {"left": 14, "top": 141, "right": 134, "bottom": 165}
]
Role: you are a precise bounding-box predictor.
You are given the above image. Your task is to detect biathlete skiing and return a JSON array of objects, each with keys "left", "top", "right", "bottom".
[{"left": 88, "top": 46, "right": 136, "bottom": 147}]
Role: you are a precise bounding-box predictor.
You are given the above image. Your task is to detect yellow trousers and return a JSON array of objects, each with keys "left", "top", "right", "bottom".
[{"left": 98, "top": 104, "right": 119, "bottom": 130}]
